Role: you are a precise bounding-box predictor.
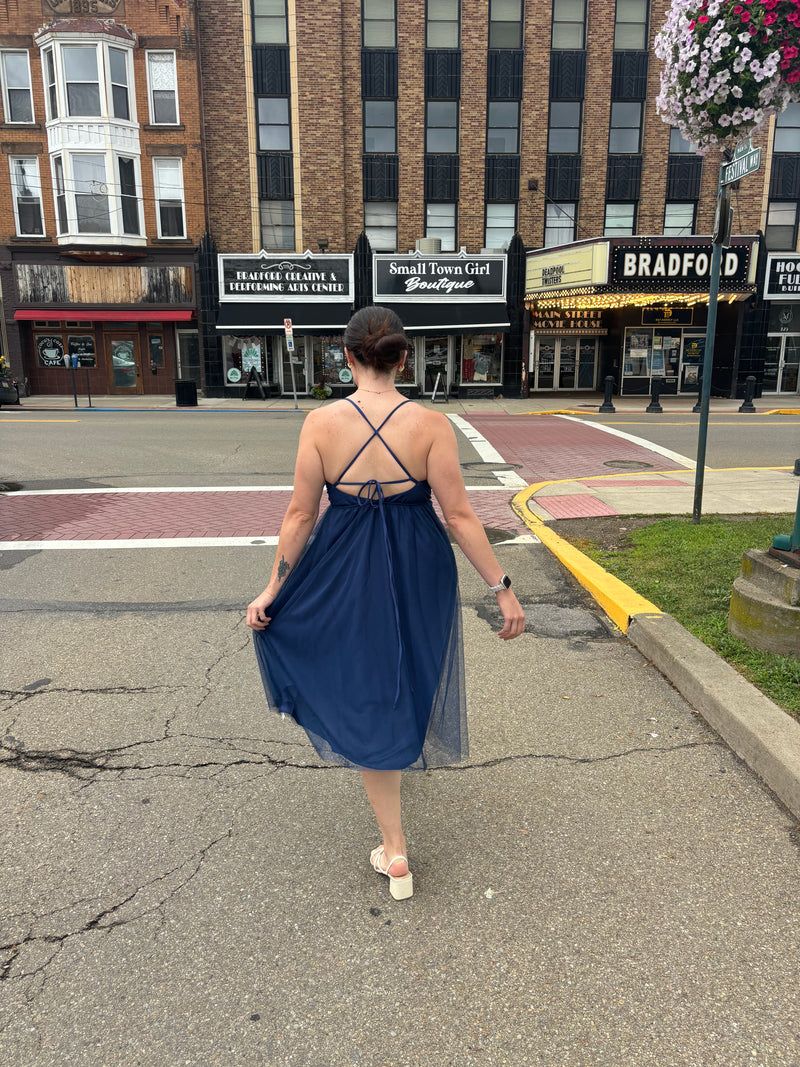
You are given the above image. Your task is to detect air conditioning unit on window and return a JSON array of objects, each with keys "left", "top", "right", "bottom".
[
  {"left": 481, "top": 248, "right": 504, "bottom": 254},
  {"left": 415, "top": 237, "right": 441, "bottom": 253}
]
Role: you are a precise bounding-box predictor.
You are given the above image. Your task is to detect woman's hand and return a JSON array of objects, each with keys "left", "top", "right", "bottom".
[
  {"left": 496, "top": 590, "right": 525, "bottom": 641},
  {"left": 246, "top": 590, "right": 275, "bottom": 631}
]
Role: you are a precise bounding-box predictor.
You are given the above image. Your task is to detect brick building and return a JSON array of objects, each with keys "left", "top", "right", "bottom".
[{"left": 0, "top": 0, "right": 205, "bottom": 397}]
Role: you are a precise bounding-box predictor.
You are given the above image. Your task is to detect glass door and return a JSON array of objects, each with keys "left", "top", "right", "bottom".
[
  {"left": 282, "top": 335, "right": 310, "bottom": 394},
  {"left": 534, "top": 336, "right": 596, "bottom": 390},
  {"left": 106, "top": 333, "right": 142, "bottom": 394},
  {"left": 422, "top": 336, "right": 452, "bottom": 395},
  {"left": 558, "top": 339, "right": 577, "bottom": 388},
  {"left": 764, "top": 335, "right": 800, "bottom": 392},
  {"left": 176, "top": 329, "right": 201, "bottom": 385},
  {"left": 534, "top": 336, "right": 556, "bottom": 389},
  {"left": 679, "top": 335, "right": 705, "bottom": 393}
]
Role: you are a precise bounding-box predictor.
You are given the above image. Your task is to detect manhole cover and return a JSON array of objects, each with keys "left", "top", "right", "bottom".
[
  {"left": 461, "top": 461, "right": 522, "bottom": 473},
  {"left": 603, "top": 459, "right": 653, "bottom": 469}
]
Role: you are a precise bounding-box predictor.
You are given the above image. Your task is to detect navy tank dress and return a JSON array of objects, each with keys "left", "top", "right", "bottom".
[{"left": 253, "top": 399, "right": 467, "bottom": 771}]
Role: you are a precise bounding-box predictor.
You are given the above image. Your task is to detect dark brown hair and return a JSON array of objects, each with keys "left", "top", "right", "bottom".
[{"left": 343, "top": 306, "right": 409, "bottom": 374}]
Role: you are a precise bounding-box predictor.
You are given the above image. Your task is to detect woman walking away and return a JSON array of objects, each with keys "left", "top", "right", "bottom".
[{"left": 247, "top": 306, "right": 525, "bottom": 900}]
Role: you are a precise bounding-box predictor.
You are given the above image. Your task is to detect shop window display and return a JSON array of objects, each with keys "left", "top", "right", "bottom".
[
  {"left": 461, "top": 334, "right": 502, "bottom": 384},
  {"left": 222, "top": 334, "right": 274, "bottom": 386}
]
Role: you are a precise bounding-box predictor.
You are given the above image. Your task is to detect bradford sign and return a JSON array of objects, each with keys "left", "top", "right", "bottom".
[
  {"left": 219, "top": 252, "right": 354, "bottom": 302},
  {"left": 764, "top": 253, "right": 800, "bottom": 299},
  {"left": 611, "top": 242, "right": 752, "bottom": 288},
  {"left": 374, "top": 252, "right": 506, "bottom": 301}
]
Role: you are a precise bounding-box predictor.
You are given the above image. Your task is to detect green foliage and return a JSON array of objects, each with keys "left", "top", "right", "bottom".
[{"left": 578, "top": 514, "right": 800, "bottom": 717}]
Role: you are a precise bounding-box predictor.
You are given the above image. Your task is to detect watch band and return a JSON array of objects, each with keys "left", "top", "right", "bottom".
[{"left": 488, "top": 574, "right": 511, "bottom": 593}]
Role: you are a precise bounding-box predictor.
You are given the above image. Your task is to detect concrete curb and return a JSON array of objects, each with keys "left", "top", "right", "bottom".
[
  {"left": 511, "top": 481, "right": 800, "bottom": 821},
  {"left": 628, "top": 613, "right": 800, "bottom": 821}
]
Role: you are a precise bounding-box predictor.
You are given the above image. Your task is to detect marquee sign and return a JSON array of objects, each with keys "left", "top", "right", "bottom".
[
  {"left": 374, "top": 252, "right": 506, "bottom": 301},
  {"left": 526, "top": 241, "right": 609, "bottom": 296},
  {"left": 218, "top": 252, "right": 354, "bottom": 303},
  {"left": 610, "top": 241, "right": 755, "bottom": 289},
  {"left": 764, "top": 253, "right": 800, "bottom": 300}
]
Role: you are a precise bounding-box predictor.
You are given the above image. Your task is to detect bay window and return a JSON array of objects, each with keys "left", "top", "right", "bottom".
[
  {"left": 35, "top": 35, "right": 137, "bottom": 124},
  {"left": 50, "top": 151, "right": 143, "bottom": 240}
]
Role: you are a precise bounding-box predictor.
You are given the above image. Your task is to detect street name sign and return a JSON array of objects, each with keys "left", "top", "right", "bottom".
[{"left": 720, "top": 140, "right": 762, "bottom": 185}]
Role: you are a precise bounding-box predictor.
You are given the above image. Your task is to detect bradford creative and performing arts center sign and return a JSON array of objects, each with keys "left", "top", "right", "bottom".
[{"left": 218, "top": 252, "right": 354, "bottom": 302}]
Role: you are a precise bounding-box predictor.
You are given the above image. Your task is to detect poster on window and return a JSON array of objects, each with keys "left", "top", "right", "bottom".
[
  {"left": 36, "top": 335, "right": 66, "bottom": 367},
  {"left": 68, "top": 335, "right": 96, "bottom": 367},
  {"left": 241, "top": 342, "right": 263, "bottom": 374}
]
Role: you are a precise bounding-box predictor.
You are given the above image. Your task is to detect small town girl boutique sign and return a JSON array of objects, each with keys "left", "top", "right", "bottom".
[
  {"left": 218, "top": 252, "right": 354, "bottom": 303},
  {"left": 373, "top": 251, "right": 506, "bottom": 300}
]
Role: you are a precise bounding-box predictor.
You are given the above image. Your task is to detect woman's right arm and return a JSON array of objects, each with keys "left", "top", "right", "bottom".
[{"left": 426, "top": 416, "right": 525, "bottom": 641}]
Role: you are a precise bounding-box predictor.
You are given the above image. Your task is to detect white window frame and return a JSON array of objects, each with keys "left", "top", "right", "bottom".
[
  {"left": 544, "top": 202, "right": 576, "bottom": 247},
  {"left": 425, "top": 202, "right": 456, "bottom": 251},
  {"left": 36, "top": 38, "right": 137, "bottom": 125},
  {"left": 663, "top": 201, "right": 695, "bottom": 237},
  {"left": 604, "top": 202, "right": 636, "bottom": 236},
  {"left": 484, "top": 202, "right": 516, "bottom": 251},
  {"left": 145, "top": 50, "right": 179, "bottom": 126},
  {"left": 153, "top": 157, "right": 186, "bottom": 239},
  {"left": 364, "top": 201, "right": 398, "bottom": 251},
  {"left": 10, "top": 156, "right": 45, "bottom": 236},
  {"left": 49, "top": 149, "right": 144, "bottom": 243},
  {"left": 1, "top": 50, "right": 34, "bottom": 124}
]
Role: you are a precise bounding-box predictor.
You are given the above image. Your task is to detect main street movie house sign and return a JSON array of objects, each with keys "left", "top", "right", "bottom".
[
  {"left": 219, "top": 253, "right": 354, "bottom": 302},
  {"left": 374, "top": 252, "right": 506, "bottom": 300}
]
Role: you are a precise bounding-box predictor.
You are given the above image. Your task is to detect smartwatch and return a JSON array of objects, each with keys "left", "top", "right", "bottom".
[{"left": 488, "top": 574, "right": 511, "bottom": 593}]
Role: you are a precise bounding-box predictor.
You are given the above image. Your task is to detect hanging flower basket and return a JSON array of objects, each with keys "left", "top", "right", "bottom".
[{"left": 655, "top": 0, "right": 800, "bottom": 153}]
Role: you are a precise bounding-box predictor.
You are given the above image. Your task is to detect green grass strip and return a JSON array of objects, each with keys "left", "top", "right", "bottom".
[{"left": 570, "top": 514, "right": 800, "bottom": 719}]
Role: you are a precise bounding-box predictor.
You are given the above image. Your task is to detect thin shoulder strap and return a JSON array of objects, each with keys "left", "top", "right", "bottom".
[{"left": 334, "top": 398, "right": 416, "bottom": 484}]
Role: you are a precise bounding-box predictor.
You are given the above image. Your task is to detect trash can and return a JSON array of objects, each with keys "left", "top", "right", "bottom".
[{"left": 174, "top": 379, "right": 198, "bottom": 407}]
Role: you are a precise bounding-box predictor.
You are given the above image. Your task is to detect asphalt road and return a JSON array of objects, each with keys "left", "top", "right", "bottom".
[
  {"left": 570, "top": 413, "right": 800, "bottom": 469},
  {"left": 2, "top": 411, "right": 800, "bottom": 1065}
]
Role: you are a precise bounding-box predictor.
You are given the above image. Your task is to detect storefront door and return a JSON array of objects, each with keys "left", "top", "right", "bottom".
[
  {"left": 282, "top": 336, "right": 310, "bottom": 394},
  {"left": 422, "top": 336, "right": 452, "bottom": 395},
  {"left": 106, "top": 333, "right": 142, "bottom": 394},
  {"left": 764, "top": 334, "right": 800, "bottom": 393},
  {"left": 533, "top": 336, "right": 597, "bottom": 390},
  {"left": 679, "top": 335, "right": 705, "bottom": 393},
  {"left": 176, "top": 329, "right": 201, "bottom": 386}
]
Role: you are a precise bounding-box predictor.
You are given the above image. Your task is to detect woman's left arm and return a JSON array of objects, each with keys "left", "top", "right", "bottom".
[{"left": 246, "top": 413, "right": 326, "bottom": 630}]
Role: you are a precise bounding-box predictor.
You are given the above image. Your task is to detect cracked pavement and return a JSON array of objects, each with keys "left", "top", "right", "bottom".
[{"left": 2, "top": 542, "right": 799, "bottom": 1066}]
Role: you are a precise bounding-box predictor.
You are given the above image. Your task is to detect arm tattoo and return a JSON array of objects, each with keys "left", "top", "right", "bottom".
[{"left": 277, "top": 555, "right": 291, "bottom": 583}]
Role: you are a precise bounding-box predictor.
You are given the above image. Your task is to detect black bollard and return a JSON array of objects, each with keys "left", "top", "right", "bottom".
[
  {"left": 598, "top": 375, "right": 616, "bottom": 413},
  {"left": 646, "top": 377, "right": 664, "bottom": 414},
  {"left": 738, "top": 374, "right": 757, "bottom": 413}
]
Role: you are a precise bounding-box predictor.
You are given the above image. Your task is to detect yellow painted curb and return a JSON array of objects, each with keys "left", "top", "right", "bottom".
[
  {"left": 511, "top": 479, "right": 663, "bottom": 633},
  {"left": 762, "top": 408, "right": 800, "bottom": 415}
]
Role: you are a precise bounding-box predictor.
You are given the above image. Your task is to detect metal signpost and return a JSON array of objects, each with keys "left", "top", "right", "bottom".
[
  {"left": 692, "top": 141, "right": 761, "bottom": 523},
  {"left": 283, "top": 317, "right": 299, "bottom": 411}
]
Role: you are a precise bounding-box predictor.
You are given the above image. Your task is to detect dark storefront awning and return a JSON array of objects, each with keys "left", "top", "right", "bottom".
[
  {"left": 215, "top": 302, "right": 353, "bottom": 333},
  {"left": 381, "top": 302, "right": 510, "bottom": 332},
  {"left": 15, "top": 308, "right": 194, "bottom": 321}
]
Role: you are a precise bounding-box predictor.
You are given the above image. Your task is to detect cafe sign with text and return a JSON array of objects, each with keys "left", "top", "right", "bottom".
[
  {"left": 218, "top": 252, "right": 354, "bottom": 302},
  {"left": 374, "top": 252, "right": 506, "bottom": 301}
]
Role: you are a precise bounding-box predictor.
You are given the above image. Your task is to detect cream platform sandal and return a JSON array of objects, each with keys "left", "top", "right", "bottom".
[{"left": 370, "top": 845, "right": 414, "bottom": 900}]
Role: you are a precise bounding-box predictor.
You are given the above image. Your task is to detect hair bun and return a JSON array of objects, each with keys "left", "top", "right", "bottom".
[{"left": 344, "top": 307, "right": 409, "bottom": 373}]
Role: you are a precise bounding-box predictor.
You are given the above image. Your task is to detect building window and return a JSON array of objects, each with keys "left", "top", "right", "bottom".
[
  {"left": 604, "top": 202, "right": 636, "bottom": 236},
  {"left": 609, "top": 101, "right": 642, "bottom": 153},
  {"left": 10, "top": 157, "right": 44, "bottom": 235},
  {"left": 426, "top": 100, "right": 458, "bottom": 153},
  {"left": 426, "top": 202, "right": 456, "bottom": 250},
  {"left": 63, "top": 45, "right": 102, "bottom": 116},
  {"left": 73, "top": 154, "right": 111, "bottom": 233},
  {"left": 548, "top": 101, "right": 581, "bottom": 153},
  {"left": 427, "top": 0, "right": 460, "bottom": 48},
  {"left": 363, "top": 0, "right": 397, "bottom": 47},
  {"left": 669, "top": 127, "right": 696, "bottom": 154},
  {"left": 253, "top": 0, "right": 288, "bottom": 44},
  {"left": 487, "top": 100, "right": 519, "bottom": 153},
  {"left": 258, "top": 97, "right": 291, "bottom": 150},
  {"left": 544, "top": 201, "right": 575, "bottom": 246},
  {"left": 53, "top": 156, "right": 67, "bottom": 233},
  {"left": 118, "top": 157, "right": 140, "bottom": 235},
  {"left": 765, "top": 201, "right": 798, "bottom": 250},
  {"left": 774, "top": 103, "right": 800, "bottom": 153},
  {"left": 146, "top": 52, "right": 178, "bottom": 125},
  {"left": 365, "top": 201, "right": 397, "bottom": 250},
  {"left": 43, "top": 48, "right": 59, "bottom": 119},
  {"left": 551, "top": 0, "right": 585, "bottom": 50},
  {"left": 663, "top": 201, "right": 695, "bottom": 236},
  {"left": 109, "top": 47, "right": 130, "bottom": 121},
  {"left": 1, "top": 51, "right": 34, "bottom": 123},
  {"left": 260, "top": 200, "right": 295, "bottom": 250},
  {"left": 485, "top": 202, "right": 515, "bottom": 249},
  {"left": 153, "top": 157, "right": 185, "bottom": 238},
  {"left": 614, "top": 0, "right": 648, "bottom": 50},
  {"left": 489, "top": 0, "right": 523, "bottom": 48},
  {"left": 364, "top": 100, "right": 396, "bottom": 152}
]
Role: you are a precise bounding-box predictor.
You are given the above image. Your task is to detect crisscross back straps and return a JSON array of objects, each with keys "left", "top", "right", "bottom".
[{"left": 333, "top": 398, "right": 417, "bottom": 487}]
